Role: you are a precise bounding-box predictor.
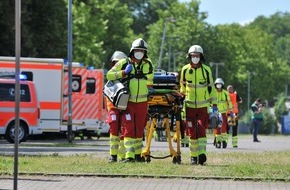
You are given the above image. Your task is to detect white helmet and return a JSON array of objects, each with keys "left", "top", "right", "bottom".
[
  {"left": 214, "top": 78, "right": 224, "bottom": 85},
  {"left": 129, "top": 38, "right": 148, "bottom": 58},
  {"left": 188, "top": 45, "right": 203, "bottom": 54},
  {"left": 110, "top": 51, "right": 127, "bottom": 62},
  {"left": 187, "top": 45, "right": 205, "bottom": 62}
]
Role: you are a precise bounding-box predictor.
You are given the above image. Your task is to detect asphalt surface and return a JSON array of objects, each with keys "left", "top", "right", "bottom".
[{"left": 1, "top": 134, "right": 290, "bottom": 190}]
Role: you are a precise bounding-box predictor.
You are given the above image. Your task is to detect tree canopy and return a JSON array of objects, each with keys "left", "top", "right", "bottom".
[{"left": 0, "top": 0, "right": 289, "bottom": 114}]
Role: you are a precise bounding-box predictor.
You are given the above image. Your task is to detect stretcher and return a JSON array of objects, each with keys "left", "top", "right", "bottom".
[{"left": 141, "top": 88, "right": 184, "bottom": 164}]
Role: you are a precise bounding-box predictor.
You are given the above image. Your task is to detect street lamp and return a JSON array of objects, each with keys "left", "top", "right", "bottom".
[
  {"left": 209, "top": 62, "right": 224, "bottom": 78},
  {"left": 157, "top": 17, "right": 176, "bottom": 69},
  {"left": 173, "top": 52, "right": 183, "bottom": 72},
  {"left": 166, "top": 36, "right": 180, "bottom": 71}
]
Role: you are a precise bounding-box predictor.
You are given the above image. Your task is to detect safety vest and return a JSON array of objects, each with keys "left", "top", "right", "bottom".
[
  {"left": 228, "top": 92, "right": 239, "bottom": 114},
  {"left": 106, "top": 58, "right": 154, "bottom": 103},
  {"left": 180, "top": 63, "right": 214, "bottom": 108}
]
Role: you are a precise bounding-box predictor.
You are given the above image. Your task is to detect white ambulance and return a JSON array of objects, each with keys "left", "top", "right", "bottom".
[{"left": 0, "top": 56, "right": 105, "bottom": 140}]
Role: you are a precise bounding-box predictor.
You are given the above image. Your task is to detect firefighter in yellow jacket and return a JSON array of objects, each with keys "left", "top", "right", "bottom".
[
  {"left": 106, "top": 38, "right": 154, "bottom": 162},
  {"left": 106, "top": 51, "right": 127, "bottom": 162},
  {"left": 211, "top": 78, "right": 233, "bottom": 149},
  {"left": 180, "top": 45, "right": 214, "bottom": 165}
]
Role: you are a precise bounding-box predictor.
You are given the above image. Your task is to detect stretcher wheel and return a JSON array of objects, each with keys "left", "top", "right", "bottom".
[
  {"left": 172, "top": 155, "right": 181, "bottom": 164},
  {"left": 145, "top": 156, "right": 151, "bottom": 163}
]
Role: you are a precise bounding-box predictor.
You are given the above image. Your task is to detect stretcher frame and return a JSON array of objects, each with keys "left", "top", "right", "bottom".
[{"left": 141, "top": 90, "right": 184, "bottom": 164}]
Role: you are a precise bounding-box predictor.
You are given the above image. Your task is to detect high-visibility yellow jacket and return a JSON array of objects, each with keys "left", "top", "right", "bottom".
[
  {"left": 211, "top": 88, "right": 233, "bottom": 114},
  {"left": 180, "top": 63, "right": 214, "bottom": 108},
  {"left": 106, "top": 58, "right": 154, "bottom": 103}
]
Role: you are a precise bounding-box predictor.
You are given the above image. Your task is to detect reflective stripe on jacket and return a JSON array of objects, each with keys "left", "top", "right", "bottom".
[
  {"left": 211, "top": 88, "right": 233, "bottom": 113},
  {"left": 106, "top": 58, "right": 154, "bottom": 103},
  {"left": 179, "top": 63, "right": 213, "bottom": 108}
]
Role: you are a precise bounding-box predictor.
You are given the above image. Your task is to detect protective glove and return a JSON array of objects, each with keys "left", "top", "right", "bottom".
[
  {"left": 212, "top": 106, "right": 218, "bottom": 113},
  {"left": 148, "top": 87, "right": 154, "bottom": 94},
  {"left": 230, "top": 111, "right": 235, "bottom": 117},
  {"left": 124, "top": 64, "right": 132, "bottom": 75}
]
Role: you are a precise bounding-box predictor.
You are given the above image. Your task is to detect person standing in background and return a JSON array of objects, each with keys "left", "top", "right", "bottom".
[
  {"left": 226, "top": 85, "right": 242, "bottom": 148},
  {"left": 251, "top": 98, "right": 264, "bottom": 142}
]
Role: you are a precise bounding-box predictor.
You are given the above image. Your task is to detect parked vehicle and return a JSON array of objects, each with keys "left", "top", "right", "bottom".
[
  {"left": 0, "top": 56, "right": 106, "bottom": 142},
  {"left": 0, "top": 77, "right": 41, "bottom": 143}
]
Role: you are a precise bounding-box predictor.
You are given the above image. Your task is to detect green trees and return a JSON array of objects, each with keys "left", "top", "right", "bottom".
[
  {"left": 72, "top": 0, "right": 134, "bottom": 68},
  {"left": 0, "top": 0, "right": 289, "bottom": 121},
  {"left": 0, "top": 0, "right": 67, "bottom": 58}
]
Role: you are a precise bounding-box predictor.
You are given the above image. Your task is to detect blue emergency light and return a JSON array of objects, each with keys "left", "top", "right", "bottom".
[{"left": 19, "top": 74, "right": 27, "bottom": 80}]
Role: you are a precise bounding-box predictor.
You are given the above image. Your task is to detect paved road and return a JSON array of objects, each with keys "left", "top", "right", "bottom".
[
  {"left": 1, "top": 134, "right": 290, "bottom": 190},
  {"left": 1, "top": 134, "right": 290, "bottom": 156},
  {"left": 2, "top": 175, "right": 290, "bottom": 190}
]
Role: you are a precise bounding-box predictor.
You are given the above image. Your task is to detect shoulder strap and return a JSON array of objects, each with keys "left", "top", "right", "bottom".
[
  {"left": 182, "top": 67, "right": 188, "bottom": 83},
  {"left": 142, "top": 58, "right": 153, "bottom": 74},
  {"left": 201, "top": 65, "right": 212, "bottom": 93}
]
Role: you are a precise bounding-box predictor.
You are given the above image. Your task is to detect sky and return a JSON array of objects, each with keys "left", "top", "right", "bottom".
[{"left": 197, "top": 0, "right": 290, "bottom": 25}]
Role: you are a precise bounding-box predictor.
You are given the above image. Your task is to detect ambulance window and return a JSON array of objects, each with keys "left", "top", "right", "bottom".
[
  {"left": 86, "top": 78, "right": 95, "bottom": 94},
  {"left": 21, "top": 71, "right": 33, "bottom": 81},
  {"left": 72, "top": 75, "right": 81, "bottom": 92},
  {"left": 0, "top": 84, "right": 31, "bottom": 102}
]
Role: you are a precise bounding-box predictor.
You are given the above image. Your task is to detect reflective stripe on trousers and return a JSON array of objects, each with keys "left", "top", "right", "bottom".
[
  {"left": 124, "top": 137, "right": 135, "bottom": 159},
  {"left": 118, "top": 140, "right": 126, "bottom": 159},
  {"left": 109, "top": 135, "right": 119, "bottom": 155}
]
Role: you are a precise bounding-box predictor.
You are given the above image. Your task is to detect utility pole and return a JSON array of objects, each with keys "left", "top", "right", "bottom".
[
  {"left": 157, "top": 17, "right": 175, "bottom": 69},
  {"left": 209, "top": 62, "right": 224, "bottom": 78},
  {"left": 247, "top": 71, "right": 251, "bottom": 127},
  {"left": 14, "top": 0, "right": 21, "bottom": 189},
  {"left": 67, "top": 0, "right": 73, "bottom": 143}
]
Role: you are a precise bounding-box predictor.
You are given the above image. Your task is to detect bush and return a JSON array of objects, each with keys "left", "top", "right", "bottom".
[
  {"left": 240, "top": 109, "right": 276, "bottom": 135},
  {"left": 260, "top": 109, "right": 276, "bottom": 134}
]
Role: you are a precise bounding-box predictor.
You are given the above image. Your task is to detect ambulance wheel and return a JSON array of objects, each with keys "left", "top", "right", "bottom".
[{"left": 5, "top": 121, "right": 28, "bottom": 143}]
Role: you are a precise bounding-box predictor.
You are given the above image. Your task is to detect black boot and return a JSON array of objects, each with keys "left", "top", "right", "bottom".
[
  {"left": 190, "top": 157, "right": 198, "bottom": 165},
  {"left": 108, "top": 155, "right": 117, "bottom": 163},
  {"left": 215, "top": 142, "right": 221, "bottom": 148},
  {"left": 135, "top": 154, "right": 145, "bottom": 162},
  {"left": 198, "top": 154, "right": 207, "bottom": 166},
  {"left": 222, "top": 141, "right": 227, "bottom": 148}
]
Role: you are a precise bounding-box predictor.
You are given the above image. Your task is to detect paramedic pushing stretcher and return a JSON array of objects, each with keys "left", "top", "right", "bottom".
[
  {"left": 179, "top": 45, "right": 214, "bottom": 165},
  {"left": 106, "top": 38, "right": 154, "bottom": 163}
]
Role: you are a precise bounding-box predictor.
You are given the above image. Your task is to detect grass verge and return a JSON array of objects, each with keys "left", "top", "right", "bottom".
[{"left": 1, "top": 150, "right": 290, "bottom": 181}]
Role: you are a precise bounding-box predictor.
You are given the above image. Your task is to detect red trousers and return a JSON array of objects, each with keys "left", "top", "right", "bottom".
[
  {"left": 106, "top": 108, "right": 124, "bottom": 139},
  {"left": 121, "top": 101, "right": 148, "bottom": 138},
  {"left": 185, "top": 107, "right": 209, "bottom": 139},
  {"left": 215, "top": 113, "right": 227, "bottom": 135}
]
